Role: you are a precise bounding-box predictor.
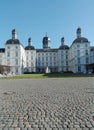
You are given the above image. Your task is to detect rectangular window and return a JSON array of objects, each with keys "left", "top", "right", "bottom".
[
  {"left": 86, "top": 58, "right": 89, "bottom": 64},
  {"left": 27, "top": 62, "right": 28, "bottom": 67},
  {"left": 78, "top": 66, "right": 81, "bottom": 72},
  {"left": 42, "top": 63, "right": 44, "bottom": 66},
  {"left": 50, "top": 57, "right": 52, "bottom": 61},
  {"left": 31, "top": 56, "right": 33, "bottom": 60},
  {"left": 85, "top": 50, "right": 88, "bottom": 55},
  {"left": 15, "top": 59, "right": 18, "bottom": 65},
  {"left": 16, "top": 52, "right": 18, "bottom": 57},
  {"left": 66, "top": 55, "right": 68, "bottom": 59},
  {"left": 16, "top": 68, "right": 18, "bottom": 73},
  {"left": 7, "top": 59, "right": 10, "bottom": 65},
  {"left": 42, "top": 57, "right": 44, "bottom": 61},
  {"left": 46, "top": 57, "right": 48, "bottom": 61},
  {"left": 31, "top": 63, "right": 33, "bottom": 66},
  {"left": 16, "top": 46, "right": 18, "bottom": 49},
  {"left": 7, "top": 46, "right": 10, "bottom": 49},
  {"left": 38, "top": 57, "right": 40, "bottom": 61},
  {"left": 77, "top": 50, "right": 80, "bottom": 56},
  {"left": 66, "top": 61, "right": 68, "bottom": 65},
  {"left": 78, "top": 58, "right": 80, "bottom": 64},
  {"left": 54, "top": 57, "right": 56, "bottom": 61},
  {"left": 77, "top": 44, "right": 80, "bottom": 48},
  {"left": 7, "top": 52, "right": 10, "bottom": 57}
]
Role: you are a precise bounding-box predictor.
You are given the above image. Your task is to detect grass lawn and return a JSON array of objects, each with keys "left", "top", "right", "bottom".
[{"left": 1, "top": 73, "right": 94, "bottom": 79}]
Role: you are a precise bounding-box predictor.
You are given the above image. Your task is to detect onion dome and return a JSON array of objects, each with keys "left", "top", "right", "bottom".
[
  {"left": 43, "top": 36, "right": 51, "bottom": 44},
  {"left": 59, "top": 37, "right": 69, "bottom": 49},
  {"left": 6, "top": 39, "right": 21, "bottom": 45},
  {"left": 72, "top": 37, "right": 89, "bottom": 44},
  {"left": 0, "top": 48, "right": 5, "bottom": 53},
  {"left": 90, "top": 47, "right": 94, "bottom": 51},
  {"left": 25, "top": 37, "right": 35, "bottom": 50},
  {"left": 59, "top": 45, "right": 69, "bottom": 49}
]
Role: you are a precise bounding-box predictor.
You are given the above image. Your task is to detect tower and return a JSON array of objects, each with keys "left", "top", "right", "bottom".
[{"left": 12, "top": 29, "right": 18, "bottom": 39}]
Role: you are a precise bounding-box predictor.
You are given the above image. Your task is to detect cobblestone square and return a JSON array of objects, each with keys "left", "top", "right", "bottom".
[{"left": 0, "top": 78, "right": 94, "bottom": 130}]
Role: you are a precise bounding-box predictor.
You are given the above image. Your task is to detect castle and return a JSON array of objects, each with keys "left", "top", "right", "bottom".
[{"left": 0, "top": 27, "right": 94, "bottom": 74}]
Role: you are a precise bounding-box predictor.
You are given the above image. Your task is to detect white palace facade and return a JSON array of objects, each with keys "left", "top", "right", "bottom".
[{"left": 0, "top": 27, "right": 94, "bottom": 74}]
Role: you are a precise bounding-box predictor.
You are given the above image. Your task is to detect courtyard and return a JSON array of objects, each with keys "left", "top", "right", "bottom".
[{"left": 0, "top": 78, "right": 94, "bottom": 130}]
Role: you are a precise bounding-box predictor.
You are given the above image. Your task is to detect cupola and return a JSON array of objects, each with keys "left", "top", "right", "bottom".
[{"left": 42, "top": 33, "right": 51, "bottom": 49}]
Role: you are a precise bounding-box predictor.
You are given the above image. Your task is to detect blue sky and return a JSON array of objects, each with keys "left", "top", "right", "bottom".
[{"left": 0, "top": 0, "right": 94, "bottom": 48}]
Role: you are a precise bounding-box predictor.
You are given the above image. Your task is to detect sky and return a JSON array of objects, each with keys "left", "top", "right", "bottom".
[{"left": 0, "top": 0, "right": 94, "bottom": 48}]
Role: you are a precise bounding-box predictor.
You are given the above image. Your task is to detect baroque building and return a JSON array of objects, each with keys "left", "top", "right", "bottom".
[{"left": 0, "top": 27, "right": 94, "bottom": 74}]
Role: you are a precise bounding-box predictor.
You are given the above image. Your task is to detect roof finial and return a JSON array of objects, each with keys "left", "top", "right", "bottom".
[{"left": 46, "top": 32, "right": 47, "bottom": 37}]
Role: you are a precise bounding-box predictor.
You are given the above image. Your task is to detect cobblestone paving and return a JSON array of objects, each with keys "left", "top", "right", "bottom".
[{"left": 0, "top": 78, "right": 94, "bottom": 130}]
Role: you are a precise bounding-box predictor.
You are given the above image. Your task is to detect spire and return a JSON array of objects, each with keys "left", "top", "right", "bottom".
[
  {"left": 77, "top": 27, "right": 81, "bottom": 38},
  {"left": 61, "top": 37, "right": 65, "bottom": 46},
  {"left": 28, "top": 37, "right": 32, "bottom": 46},
  {"left": 12, "top": 29, "right": 18, "bottom": 39},
  {"left": 45, "top": 32, "right": 47, "bottom": 37}
]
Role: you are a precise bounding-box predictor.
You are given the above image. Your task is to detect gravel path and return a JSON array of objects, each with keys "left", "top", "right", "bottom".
[{"left": 0, "top": 78, "right": 94, "bottom": 130}]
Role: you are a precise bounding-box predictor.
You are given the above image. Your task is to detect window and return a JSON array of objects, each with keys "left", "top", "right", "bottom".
[
  {"left": 66, "top": 55, "right": 68, "bottom": 59},
  {"left": 31, "top": 56, "right": 33, "bottom": 60},
  {"left": 66, "top": 61, "right": 68, "bottom": 65},
  {"left": 15, "top": 59, "right": 18, "bottom": 65},
  {"left": 42, "top": 63, "right": 44, "bottom": 66},
  {"left": 16, "top": 68, "right": 18, "bottom": 73},
  {"left": 16, "top": 46, "right": 18, "bottom": 49},
  {"left": 7, "top": 59, "right": 10, "bottom": 65},
  {"left": 77, "top": 44, "right": 80, "bottom": 48},
  {"left": 46, "top": 62, "right": 48, "bottom": 66},
  {"left": 7, "top": 52, "right": 10, "bottom": 57},
  {"left": 78, "top": 58, "right": 80, "bottom": 64},
  {"left": 46, "top": 57, "right": 48, "bottom": 61},
  {"left": 7, "top": 46, "right": 10, "bottom": 49},
  {"left": 38, "top": 57, "right": 40, "bottom": 61},
  {"left": 78, "top": 66, "right": 81, "bottom": 72},
  {"left": 42, "top": 57, "right": 44, "bottom": 61},
  {"left": 16, "top": 52, "right": 18, "bottom": 57},
  {"left": 50, "top": 57, "right": 52, "bottom": 61},
  {"left": 77, "top": 50, "right": 80, "bottom": 56},
  {"left": 66, "top": 50, "right": 68, "bottom": 54},
  {"left": 27, "top": 62, "right": 28, "bottom": 67},
  {"left": 54, "top": 57, "right": 56, "bottom": 61},
  {"left": 85, "top": 50, "right": 88, "bottom": 55},
  {"left": 86, "top": 58, "right": 89, "bottom": 64},
  {"left": 31, "top": 63, "right": 33, "bottom": 66},
  {"left": 85, "top": 44, "right": 88, "bottom": 47}
]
